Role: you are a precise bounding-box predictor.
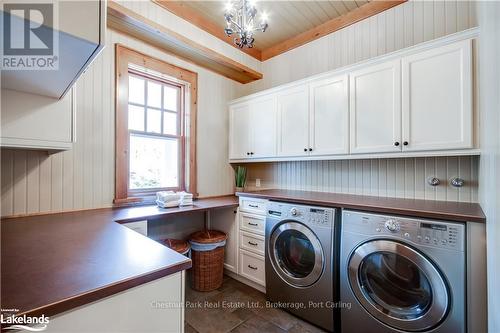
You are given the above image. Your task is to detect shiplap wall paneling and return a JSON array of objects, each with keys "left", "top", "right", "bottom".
[
  {"left": 239, "top": 0, "right": 478, "bottom": 96},
  {"left": 244, "top": 156, "right": 478, "bottom": 203},
  {"left": 1, "top": 24, "right": 238, "bottom": 217}
]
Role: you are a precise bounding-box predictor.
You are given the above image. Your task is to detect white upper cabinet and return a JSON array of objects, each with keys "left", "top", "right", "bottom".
[
  {"left": 229, "top": 96, "right": 278, "bottom": 159},
  {"left": 228, "top": 31, "right": 478, "bottom": 163},
  {"left": 309, "top": 75, "right": 349, "bottom": 156},
  {"left": 402, "top": 40, "right": 473, "bottom": 152},
  {"left": 229, "top": 103, "right": 251, "bottom": 160},
  {"left": 349, "top": 59, "right": 402, "bottom": 154},
  {"left": 250, "top": 95, "right": 277, "bottom": 158},
  {"left": 0, "top": 88, "right": 75, "bottom": 150},
  {"left": 277, "top": 85, "right": 310, "bottom": 157}
]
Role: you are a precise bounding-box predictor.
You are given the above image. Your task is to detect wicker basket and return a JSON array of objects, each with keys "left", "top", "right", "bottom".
[
  {"left": 189, "top": 230, "right": 227, "bottom": 292},
  {"left": 158, "top": 238, "right": 191, "bottom": 257}
]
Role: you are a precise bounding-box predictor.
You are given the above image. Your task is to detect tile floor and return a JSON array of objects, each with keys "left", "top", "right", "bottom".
[{"left": 185, "top": 275, "right": 327, "bottom": 333}]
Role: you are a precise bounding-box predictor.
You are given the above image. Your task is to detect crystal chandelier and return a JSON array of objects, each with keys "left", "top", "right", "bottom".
[{"left": 224, "top": 0, "right": 268, "bottom": 48}]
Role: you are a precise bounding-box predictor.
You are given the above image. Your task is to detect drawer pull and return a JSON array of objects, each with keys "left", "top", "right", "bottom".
[
  {"left": 247, "top": 264, "right": 258, "bottom": 270},
  {"left": 248, "top": 204, "right": 259, "bottom": 208},
  {"left": 248, "top": 222, "right": 258, "bottom": 226},
  {"left": 248, "top": 241, "right": 258, "bottom": 246}
]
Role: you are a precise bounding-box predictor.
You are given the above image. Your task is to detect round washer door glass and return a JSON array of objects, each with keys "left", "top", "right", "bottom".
[
  {"left": 270, "top": 221, "right": 324, "bottom": 287},
  {"left": 348, "top": 240, "right": 449, "bottom": 332}
]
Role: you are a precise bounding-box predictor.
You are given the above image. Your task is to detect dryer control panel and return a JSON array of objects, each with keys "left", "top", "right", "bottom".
[
  {"left": 267, "top": 202, "right": 335, "bottom": 229},
  {"left": 342, "top": 210, "right": 465, "bottom": 251}
]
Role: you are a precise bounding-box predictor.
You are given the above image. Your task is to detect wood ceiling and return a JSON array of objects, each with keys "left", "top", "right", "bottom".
[{"left": 154, "top": 0, "right": 407, "bottom": 61}]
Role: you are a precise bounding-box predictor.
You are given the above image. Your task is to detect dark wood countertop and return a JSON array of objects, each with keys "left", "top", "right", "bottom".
[
  {"left": 236, "top": 190, "right": 485, "bottom": 223},
  {"left": 1, "top": 196, "right": 239, "bottom": 319}
]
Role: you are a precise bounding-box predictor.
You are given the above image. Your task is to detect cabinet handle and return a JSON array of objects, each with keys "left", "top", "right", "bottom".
[
  {"left": 247, "top": 264, "right": 258, "bottom": 270},
  {"left": 403, "top": 141, "right": 409, "bottom": 146},
  {"left": 250, "top": 152, "right": 254, "bottom": 155},
  {"left": 309, "top": 148, "right": 313, "bottom": 152},
  {"left": 248, "top": 241, "right": 258, "bottom": 246},
  {"left": 304, "top": 148, "right": 307, "bottom": 152},
  {"left": 248, "top": 204, "right": 259, "bottom": 208},
  {"left": 246, "top": 152, "right": 250, "bottom": 155},
  {"left": 248, "top": 222, "right": 258, "bottom": 226},
  {"left": 394, "top": 142, "right": 400, "bottom": 146}
]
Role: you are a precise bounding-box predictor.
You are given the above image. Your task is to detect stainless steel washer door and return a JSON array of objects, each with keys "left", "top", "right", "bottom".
[
  {"left": 348, "top": 240, "right": 449, "bottom": 332},
  {"left": 269, "top": 221, "right": 324, "bottom": 287}
]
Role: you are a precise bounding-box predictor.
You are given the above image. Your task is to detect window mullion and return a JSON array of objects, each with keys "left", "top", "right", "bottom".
[
  {"left": 160, "top": 81, "right": 164, "bottom": 135},
  {"left": 143, "top": 79, "right": 147, "bottom": 132}
]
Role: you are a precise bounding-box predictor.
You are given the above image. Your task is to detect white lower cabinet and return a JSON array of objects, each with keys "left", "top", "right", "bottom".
[
  {"left": 239, "top": 249, "right": 266, "bottom": 286},
  {"left": 239, "top": 212, "right": 266, "bottom": 236},
  {"left": 225, "top": 196, "right": 267, "bottom": 289},
  {"left": 42, "top": 272, "right": 185, "bottom": 333},
  {"left": 211, "top": 208, "right": 239, "bottom": 274},
  {"left": 240, "top": 231, "right": 265, "bottom": 256}
]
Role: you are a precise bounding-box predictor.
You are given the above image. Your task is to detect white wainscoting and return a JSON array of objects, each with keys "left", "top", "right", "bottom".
[
  {"left": 239, "top": 0, "right": 478, "bottom": 96},
  {"left": 245, "top": 156, "right": 478, "bottom": 203}
]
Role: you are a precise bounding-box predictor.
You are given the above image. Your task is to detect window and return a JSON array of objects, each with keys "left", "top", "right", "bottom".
[
  {"left": 115, "top": 45, "right": 198, "bottom": 203},
  {"left": 127, "top": 72, "right": 183, "bottom": 191}
]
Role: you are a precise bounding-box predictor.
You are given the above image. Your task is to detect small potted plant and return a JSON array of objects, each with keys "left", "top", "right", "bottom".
[{"left": 235, "top": 166, "right": 247, "bottom": 193}]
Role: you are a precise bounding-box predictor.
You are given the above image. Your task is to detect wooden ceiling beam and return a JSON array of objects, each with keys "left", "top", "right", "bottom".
[
  {"left": 107, "top": 1, "right": 262, "bottom": 84},
  {"left": 153, "top": 0, "right": 263, "bottom": 61},
  {"left": 260, "top": 0, "right": 407, "bottom": 61}
]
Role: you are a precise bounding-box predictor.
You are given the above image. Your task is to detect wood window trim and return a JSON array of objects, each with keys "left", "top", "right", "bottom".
[{"left": 115, "top": 44, "right": 198, "bottom": 204}]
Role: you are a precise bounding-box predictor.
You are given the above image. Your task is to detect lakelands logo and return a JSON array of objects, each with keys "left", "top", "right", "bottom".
[
  {"left": 1, "top": 312, "right": 50, "bottom": 332},
  {"left": 1, "top": 2, "right": 59, "bottom": 70}
]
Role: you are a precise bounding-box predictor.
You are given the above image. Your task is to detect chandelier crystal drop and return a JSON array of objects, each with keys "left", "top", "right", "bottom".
[{"left": 223, "top": 0, "right": 268, "bottom": 48}]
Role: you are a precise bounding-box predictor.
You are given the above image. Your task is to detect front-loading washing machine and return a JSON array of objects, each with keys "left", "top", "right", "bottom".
[
  {"left": 266, "top": 202, "right": 337, "bottom": 332},
  {"left": 340, "top": 210, "right": 466, "bottom": 333}
]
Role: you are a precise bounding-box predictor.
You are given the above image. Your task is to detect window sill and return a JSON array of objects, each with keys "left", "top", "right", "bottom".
[{"left": 113, "top": 196, "right": 156, "bottom": 208}]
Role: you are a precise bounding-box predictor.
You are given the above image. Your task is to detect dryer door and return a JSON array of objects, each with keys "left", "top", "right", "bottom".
[
  {"left": 348, "top": 240, "right": 449, "bottom": 332},
  {"left": 269, "top": 221, "right": 324, "bottom": 287}
]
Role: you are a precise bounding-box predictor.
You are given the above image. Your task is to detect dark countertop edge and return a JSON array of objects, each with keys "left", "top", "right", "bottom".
[
  {"left": 1, "top": 196, "right": 240, "bottom": 321},
  {"left": 12, "top": 260, "right": 192, "bottom": 321},
  {"left": 1, "top": 195, "right": 239, "bottom": 222},
  {"left": 236, "top": 191, "right": 486, "bottom": 223},
  {"left": 114, "top": 201, "right": 239, "bottom": 223}
]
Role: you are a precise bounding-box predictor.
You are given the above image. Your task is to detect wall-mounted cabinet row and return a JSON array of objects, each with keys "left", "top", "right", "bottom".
[
  {"left": 0, "top": 0, "right": 105, "bottom": 151},
  {"left": 229, "top": 35, "right": 476, "bottom": 162}
]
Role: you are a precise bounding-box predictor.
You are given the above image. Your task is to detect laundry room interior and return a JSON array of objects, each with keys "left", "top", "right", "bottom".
[{"left": 1, "top": 0, "right": 499, "bottom": 333}]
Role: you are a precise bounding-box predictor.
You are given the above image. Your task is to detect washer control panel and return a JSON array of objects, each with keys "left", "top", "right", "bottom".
[
  {"left": 267, "top": 202, "right": 335, "bottom": 228},
  {"left": 343, "top": 210, "right": 465, "bottom": 251}
]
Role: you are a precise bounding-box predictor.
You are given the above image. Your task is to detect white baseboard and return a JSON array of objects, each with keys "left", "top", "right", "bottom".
[{"left": 225, "top": 270, "right": 266, "bottom": 294}]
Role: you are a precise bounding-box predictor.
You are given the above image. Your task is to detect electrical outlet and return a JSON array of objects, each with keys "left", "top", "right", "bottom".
[{"left": 255, "top": 178, "right": 261, "bottom": 187}]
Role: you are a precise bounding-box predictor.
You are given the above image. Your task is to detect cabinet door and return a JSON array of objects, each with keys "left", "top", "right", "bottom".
[
  {"left": 402, "top": 40, "right": 473, "bottom": 151},
  {"left": 277, "top": 85, "right": 310, "bottom": 156},
  {"left": 309, "top": 75, "right": 349, "bottom": 155},
  {"left": 0, "top": 88, "right": 75, "bottom": 150},
  {"left": 250, "top": 95, "right": 277, "bottom": 158},
  {"left": 350, "top": 60, "right": 401, "bottom": 154},
  {"left": 229, "top": 103, "right": 251, "bottom": 159},
  {"left": 211, "top": 208, "right": 239, "bottom": 273}
]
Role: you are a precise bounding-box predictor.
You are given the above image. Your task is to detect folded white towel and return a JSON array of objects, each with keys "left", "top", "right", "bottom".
[{"left": 156, "top": 191, "right": 194, "bottom": 208}]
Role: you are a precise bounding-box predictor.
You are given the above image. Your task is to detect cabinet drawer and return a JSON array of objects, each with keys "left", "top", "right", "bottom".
[
  {"left": 240, "top": 213, "right": 265, "bottom": 235},
  {"left": 239, "top": 249, "right": 265, "bottom": 286},
  {"left": 239, "top": 197, "right": 267, "bottom": 215},
  {"left": 240, "top": 231, "right": 265, "bottom": 255}
]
